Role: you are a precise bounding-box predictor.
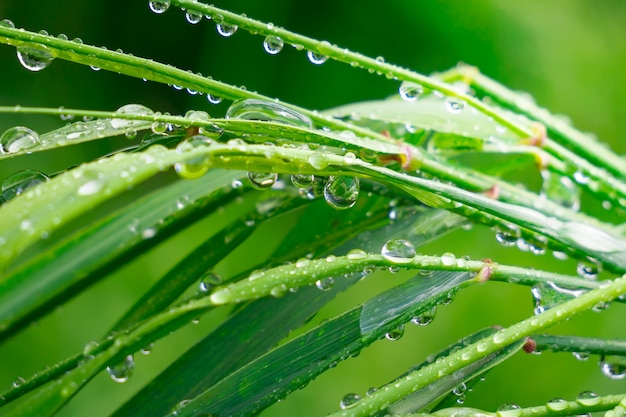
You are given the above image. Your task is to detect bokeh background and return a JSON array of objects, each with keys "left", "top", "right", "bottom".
[{"left": 0, "top": 1, "right": 624, "bottom": 416}]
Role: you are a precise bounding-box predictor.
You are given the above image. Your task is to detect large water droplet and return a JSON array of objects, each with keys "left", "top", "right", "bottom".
[
  {"left": 600, "top": 355, "right": 626, "bottom": 380},
  {"left": 291, "top": 173, "right": 314, "bottom": 188},
  {"left": 216, "top": 22, "right": 238, "bottom": 37},
  {"left": 148, "top": 0, "right": 170, "bottom": 13},
  {"left": 576, "top": 391, "right": 599, "bottom": 406},
  {"left": 110, "top": 104, "right": 154, "bottom": 129},
  {"left": 106, "top": 355, "right": 135, "bottom": 383},
  {"left": 381, "top": 239, "right": 416, "bottom": 263},
  {"left": 540, "top": 170, "right": 580, "bottom": 211},
  {"left": 263, "top": 35, "right": 284, "bottom": 55},
  {"left": 247, "top": 172, "right": 277, "bottom": 189},
  {"left": 307, "top": 50, "right": 328, "bottom": 65},
  {"left": 0, "top": 126, "right": 41, "bottom": 154},
  {"left": 174, "top": 135, "right": 213, "bottom": 179},
  {"left": 531, "top": 282, "right": 582, "bottom": 315},
  {"left": 323, "top": 176, "right": 359, "bottom": 210},
  {"left": 546, "top": 398, "right": 568, "bottom": 412},
  {"left": 399, "top": 82, "right": 424, "bottom": 102},
  {"left": 185, "top": 10, "right": 203, "bottom": 24},
  {"left": 340, "top": 393, "right": 362, "bottom": 409},
  {"left": 0, "top": 19, "right": 15, "bottom": 28},
  {"left": 2, "top": 169, "right": 48, "bottom": 201},
  {"left": 226, "top": 98, "right": 312, "bottom": 128},
  {"left": 440, "top": 252, "right": 456, "bottom": 266},
  {"left": 16, "top": 46, "right": 55, "bottom": 71}
]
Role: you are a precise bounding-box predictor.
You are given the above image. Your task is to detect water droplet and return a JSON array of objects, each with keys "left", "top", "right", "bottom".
[
  {"left": 323, "top": 176, "right": 359, "bottom": 210},
  {"left": 576, "top": 260, "right": 600, "bottom": 280},
  {"left": 445, "top": 98, "right": 465, "bottom": 114},
  {"left": 573, "top": 171, "right": 589, "bottom": 185},
  {"left": 366, "top": 387, "right": 378, "bottom": 397},
  {"left": 494, "top": 225, "right": 519, "bottom": 247},
  {"left": 411, "top": 306, "right": 436, "bottom": 326},
  {"left": 307, "top": 50, "right": 328, "bottom": 65},
  {"left": 175, "top": 135, "right": 213, "bottom": 179},
  {"left": 263, "top": 35, "right": 284, "bottom": 55},
  {"left": 110, "top": 104, "right": 154, "bottom": 129},
  {"left": 207, "top": 94, "right": 222, "bottom": 104},
  {"left": 226, "top": 98, "right": 312, "bottom": 128},
  {"left": 16, "top": 46, "right": 55, "bottom": 71},
  {"left": 546, "top": 398, "right": 568, "bottom": 412},
  {"left": 381, "top": 239, "right": 416, "bottom": 264},
  {"left": 270, "top": 284, "right": 288, "bottom": 298},
  {"left": 385, "top": 324, "right": 405, "bottom": 340},
  {"left": 576, "top": 391, "right": 599, "bottom": 406},
  {"left": 0, "top": 126, "right": 41, "bottom": 154},
  {"left": 2, "top": 170, "right": 48, "bottom": 201},
  {"left": 497, "top": 403, "right": 521, "bottom": 416},
  {"left": 600, "top": 355, "right": 626, "bottom": 379},
  {"left": 151, "top": 121, "right": 169, "bottom": 134},
  {"left": 540, "top": 170, "right": 580, "bottom": 210},
  {"left": 0, "top": 19, "right": 15, "bottom": 28},
  {"left": 346, "top": 249, "right": 367, "bottom": 260},
  {"left": 12, "top": 377, "right": 25, "bottom": 388},
  {"left": 340, "top": 393, "right": 362, "bottom": 409},
  {"left": 440, "top": 252, "right": 456, "bottom": 266},
  {"left": 106, "top": 355, "right": 135, "bottom": 383},
  {"left": 199, "top": 272, "right": 222, "bottom": 292},
  {"left": 315, "top": 277, "right": 334, "bottom": 291},
  {"left": 148, "top": 0, "right": 170, "bottom": 14},
  {"left": 572, "top": 351, "right": 590, "bottom": 361},
  {"left": 452, "top": 382, "right": 467, "bottom": 396},
  {"left": 291, "top": 174, "right": 314, "bottom": 188},
  {"left": 83, "top": 340, "right": 99, "bottom": 356},
  {"left": 185, "top": 10, "right": 203, "bottom": 24},
  {"left": 216, "top": 22, "right": 238, "bottom": 37},
  {"left": 531, "top": 282, "right": 582, "bottom": 315},
  {"left": 247, "top": 172, "right": 277, "bottom": 190},
  {"left": 399, "top": 82, "right": 424, "bottom": 102}
]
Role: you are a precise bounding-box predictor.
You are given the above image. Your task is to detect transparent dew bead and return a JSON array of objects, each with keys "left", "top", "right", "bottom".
[
  {"left": 16, "top": 46, "right": 55, "bottom": 71},
  {"left": 346, "top": 248, "right": 367, "bottom": 260},
  {"left": 207, "top": 94, "right": 223, "bottom": 105},
  {"left": 247, "top": 172, "right": 277, "bottom": 190},
  {"left": 174, "top": 135, "right": 214, "bottom": 179},
  {"left": 148, "top": 0, "right": 170, "bottom": 14},
  {"left": 185, "top": 10, "right": 203, "bottom": 24},
  {"left": 0, "top": 19, "right": 15, "bottom": 28},
  {"left": 399, "top": 81, "right": 424, "bottom": 102},
  {"left": 599, "top": 355, "right": 626, "bottom": 380},
  {"left": 106, "top": 355, "right": 135, "bottom": 383},
  {"left": 546, "top": 398, "right": 568, "bottom": 412},
  {"left": 0, "top": 126, "right": 41, "bottom": 154},
  {"left": 2, "top": 169, "right": 48, "bottom": 201},
  {"left": 110, "top": 104, "right": 154, "bottom": 129},
  {"left": 440, "top": 252, "right": 456, "bottom": 266},
  {"left": 385, "top": 325, "right": 405, "bottom": 341},
  {"left": 576, "top": 391, "right": 600, "bottom": 406},
  {"left": 410, "top": 306, "right": 437, "bottom": 326},
  {"left": 291, "top": 173, "right": 314, "bottom": 188},
  {"left": 323, "top": 176, "right": 359, "bottom": 210},
  {"left": 381, "top": 239, "right": 416, "bottom": 264},
  {"left": 199, "top": 272, "right": 222, "bottom": 292},
  {"left": 340, "top": 393, "right": 362, "bottom": 409},
  {"left": 307, "top": 50, "right": 328, "bottom": 65},
  {"left": 572, "top": 351, "right": 590, "bottom": 361},
  {"left": 576, "top": 261, "right": 600, "bottom": 280},
  {"left": 226, "top": 98, "right": 313, "bottom": 128},
  {"left": 216, "top": 23, "right": 238, "bottom": 37},
  {"left": 263, "top": 35, "right": 284, "bottom": 55},
  {"left": 315, "top": 277, "right": 334, "bottom": 291},
  {"left": 444, "top": 97, "right": 465, "bottom": 114}
]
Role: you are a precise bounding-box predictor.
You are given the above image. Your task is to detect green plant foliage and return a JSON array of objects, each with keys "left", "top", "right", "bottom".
[{"left": 0, "top": 2, "right": 625, "bottom": 417}]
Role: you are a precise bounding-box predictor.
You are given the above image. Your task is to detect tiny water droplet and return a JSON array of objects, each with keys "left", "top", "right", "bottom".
[
  {"left": 411, "top": 306, "right": 436, "bottom": 326},
  {"left": 185, "top": 10, "right": 203, "bottom": 24},
  {"left": 340, "top": 393, "right": 361, "bottom": 409},
  {"left": 385, "top": 325, "right": 404, "bottom": 341},
  {"left": 247, "top": 172, "right": 277, "bottom": 190},
  {"left": 199, "top": 272, "right": 222, "bottom": 292},
  {"left": 315, "top": 277, "right": 334, "bottom": 291},
  {"left": 307, "top": 50, "right": 328, "bottom": 65},
  {"left": 12, "top": 377, "right": 25, "bottom": 388},
  {"left": 576, "top": 391, "right": 599, "bottom": 406},
  {"left": 270, "top": 284, "right": 288, "bottom": 298},
  {"left": 263, "top": 35, "right": 284, "bottom": 55},
  {"left": 600, "top": 355, "right": 626, "bottom": 379},
  {"left": 497, "top": 403, "right": 521, "bottom": 416},
  {"left": 381, "top": 239, "right": 416, "bottom": 264},
  {"left": 399, "top": 82, "right": 424, "bottom": 102},
  {"left": 546, "top": 398, "right": 568, "bottom": 412},
  {"left": 148, "top": 0, "right": 170, "bottom": 14},
  {"left": 0, "top": 126, "right": 41, "bottom": 154},
  {"left": 16, "top": 46, "right": 55, "bottom": 71},
  {"left": 107, "top": 355, "right": 135, "bottom": 383},
  {"left": 216, "top": 22, "right": 238, "bottom": 37},
  {"left": 572, "top": 351, "right": 590, "bottom": 361},
  {"left": 365, "top": 387, "right": 378, "bottom": 397},
  {"left": 324, "top": 176, "right": 359, "bottom": 210},
  {"left": 445, "top": 98, "right": 465, "bottom": 114},
  {"left": 2, "top": 169, "right": 48, "bottom": 201}
]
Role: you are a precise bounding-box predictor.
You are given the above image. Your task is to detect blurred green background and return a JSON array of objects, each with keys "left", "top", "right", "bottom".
[{"left": 0, "top": 1, "right": 624, "bottom": 416}]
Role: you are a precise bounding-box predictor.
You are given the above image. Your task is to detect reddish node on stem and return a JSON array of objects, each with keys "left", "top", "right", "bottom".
[
  {"left": 483, "top": 184, "right": 500, "bottom": 200},
  {"left": 523, "top": 337, "right": 537, "bottom": 353},
  {"left": 380, "top": 130, "right": 390, "bottom": 138},
  {"left": 476, "top": 263, "right": 493, "bottom": 283},
  {"left": 185, "top": 126, "right": 201, "bottom": 137},
  {"left": 523, "top": 122, "right": 546, "bottom": 147}
]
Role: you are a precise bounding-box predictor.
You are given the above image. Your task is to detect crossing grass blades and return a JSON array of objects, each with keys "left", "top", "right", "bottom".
[{"left": 0, "top": 1, "right": 626, "bottom": 416}]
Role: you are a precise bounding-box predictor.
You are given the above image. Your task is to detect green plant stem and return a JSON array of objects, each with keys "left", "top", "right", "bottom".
[
  {"left": 497, "top": 393, "right": 626, "bottom": 417},
  {"left": 328, "top": 274, "right": 626, "bottom": 417},
  {"left": 533, "top": 335, "right": 626, "bottom": 356}
]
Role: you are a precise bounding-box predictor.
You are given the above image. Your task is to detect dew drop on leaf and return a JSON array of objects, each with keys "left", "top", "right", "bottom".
[
  {"left": 576, "top": 260, "right": 600, "bottom": 280},
  {"left": 599, "top": 355, "right": 626, "bottom": 380},
  {"left": 291, "top": 173, "right": 314, "bottom": 188},
  {"left": 340, "top": 393, "right": 362, "bottom": 409},
  {"left": 1, "top": 169, "right": 48, "bottom": 201},
  {"left": 307, "top": 50, "right": 328, "bottom": 65},
  {"left": 399, "top": 82, "right": 424, "bottom": 102},
  {"left": 572, "top": 351, "right": 590, "bottom": 361},
  {"left": 440, "top": 252, "right": 456, "bottom": 266},
  {"left": 323, "top": 176, "right": 359, "bottom": 210},
  {"left": 216, "top": 23, "right": 238, "bottom": 37},
  {"left": 199, "top": 272, "right": 222, "bottom": 292},
  {"left": 410, "top": 306, "right": 436, "bottom": 326},
  {"left": 315, "top": 277, "right": 334, "bottom": 291},
  {"left": 546, "top": 398, "right": 568, "bottom": 412},
  {"left": 185, "top": 10, "right": 203, "bottom": 24},
  {"left": 263, "top": 35, "right": 284, "bottom": 55},
  {"left": 247, "top": 172, "right": 277, "bottom": 190},
  {"left": 444, "top": 98, "right": 465, "bottom": 114},
  {"left": 0, "top": 19, "right": 15, "bottom": 28},
  {"left": 226, "top": 98, "right": 312, "bottom": 128},
  {"left": 148, "top": 0, "right": 170, "bottom": 14},
  {"left": 110, "top": 104, "right": 154, "bottom": 129},
  {"left": 0, "top": 126, "right": 41, "bottom": 154},
  {"left": 385, "top": 325, "right": 404, "bottom": 341},
  {"left": 381, "top": 239, "right": 416, "bottom": 263},
  {"left": 16, "top": 46, "right": 55, "bottom": 72},
  {"left": 576, "top": 391, "right": 599, "bottom": 406},
  {"left": 106, "top": 355, "right": 135, "bottom": 383},
  {"left": 207, "top": 94, "right": 223, "bottom": 105}
]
